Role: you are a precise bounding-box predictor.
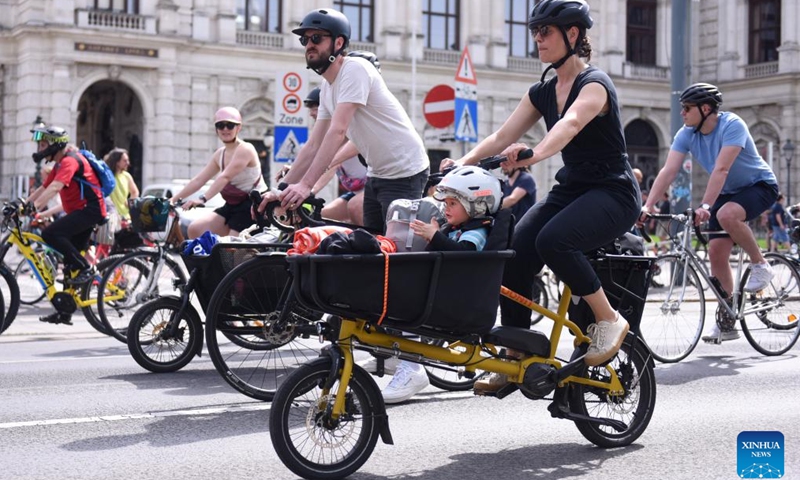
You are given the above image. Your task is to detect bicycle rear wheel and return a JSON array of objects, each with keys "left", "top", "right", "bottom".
[
  {"left": 98, "top": 250, "right": 187, "bottom": 343},
  {"left": 80, "top": 254, "right": 126, "bottom": 335},
  {"left": 205, "top": 253, "right": 324, "bottom": 401},
  {"left": 638, "top": 254, "right": 705, "bottom": 363},
  {"left": 569, "top": 334, "right": 656, "bottom": 447},
  {"left": 529, "top": 275, "right": 549, "bottom": 326},
  {"left": 127, "top": 296, "right": 203, "bottom": 373},
  {"left": 740, "top": 253, "right": 800, "bottom": 355}
]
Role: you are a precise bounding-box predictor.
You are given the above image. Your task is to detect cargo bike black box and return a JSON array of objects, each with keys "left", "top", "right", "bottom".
[{"left": 287, "top": 250, "right": 514, "bottom": 335}]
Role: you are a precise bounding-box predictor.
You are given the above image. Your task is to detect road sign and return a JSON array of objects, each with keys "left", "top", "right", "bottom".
[
  {"left": 274, "top": 126, "right": 308, "bottom": 163},
  {"left": 275, "top": 71, "right": 309, "bottom": 127},
  {"left": 423, "top": 84, "right": 455, "bottom": 129},
  {"left": 454, "top": 46, "right": 478, "bottom": 142}
]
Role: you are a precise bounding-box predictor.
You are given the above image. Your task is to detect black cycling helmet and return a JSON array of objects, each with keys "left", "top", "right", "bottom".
[
  {"left": 680, "top": 83, "right": 723, "bottom": 133},
  {"left": 528, "top": 0, "right": 593, "bottom": 29},
  {"left": 293, "top": 8, "right": 351, "bottom": 75},
  {"left": 30, "top": 126, "right": 69, "bottom": 163},
  {"left": 304, "top": 87, "right": 320, "bottom": 107},
  {"left": 529, "top": 0, "right": 594, "bottom": 82},
  {"left": 680, "top": 82, "right": 723, "bottom": 108},
  {"left": 347, "top": 50, "right": 381, "bottom": 73}
]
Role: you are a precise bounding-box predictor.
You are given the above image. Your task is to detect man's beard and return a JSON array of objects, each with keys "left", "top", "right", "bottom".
[{"left": 306, "top": 47, "right": 332, "bottom": 71}]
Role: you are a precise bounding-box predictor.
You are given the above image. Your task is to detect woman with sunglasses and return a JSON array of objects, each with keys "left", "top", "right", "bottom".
[
  {"left": 173, "top": 106, "right": 266, "bottom": 238},
  {"left": 441, "top": 0, "right": 641, "bottom": 389}
]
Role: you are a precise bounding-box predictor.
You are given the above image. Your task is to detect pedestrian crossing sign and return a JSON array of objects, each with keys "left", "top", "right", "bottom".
[
  {"left": 454, "top": 98, "right": 478, "bottom": 142},
  {"left": 274, "top": 126, "right": 307, "bottom": 163}
]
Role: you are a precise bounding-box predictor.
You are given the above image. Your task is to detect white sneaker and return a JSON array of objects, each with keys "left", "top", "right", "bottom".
[
  {"left": 585, "top": 315, "right": 629, "bottom": 366},
  {"left": 745, "top": 262, "right": 774, "bottom": 292},
  {"left": 701, "top": 322, "right": 741, "bottom": 344},
  {"left": 358, "top": 355, "right": 400, "bottom": 375},
  {"left": 382, "top": 361, "right": 430, "bottom": 404}
]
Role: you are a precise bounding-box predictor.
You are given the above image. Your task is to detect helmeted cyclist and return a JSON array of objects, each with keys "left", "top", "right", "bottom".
[
  {"left": 26, "top": 126, "right": 108, "bottom": 324},
  {"left": 258, "top": 8, "right": 430, "bottom": 404},
  {"left": 441, "top": 0, "right": 641, "bottom": 387},
  {"left": 643, "top": 82, "right": 779, "bottom": 343},
  {"left": 410, "top": 166, "right": 502, "bottom": 251}
]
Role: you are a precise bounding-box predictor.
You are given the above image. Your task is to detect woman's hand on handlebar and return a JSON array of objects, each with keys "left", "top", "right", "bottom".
[
  {"left": 498, "top": 143, "right": 532, "bottom": 170},
  {"left": 439, "top": 158, "right": 460, "bottom": 171},
  {"left": 182, "top": 198, "right": 205, "bottom": 210}
]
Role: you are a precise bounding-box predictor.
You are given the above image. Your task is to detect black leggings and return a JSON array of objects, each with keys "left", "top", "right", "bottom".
[
  {"left": 42, "top": 206, "right": 104, "bottom": 272},
  {"left": 500, "top": 182, "right": 640, "bottom": 329}
]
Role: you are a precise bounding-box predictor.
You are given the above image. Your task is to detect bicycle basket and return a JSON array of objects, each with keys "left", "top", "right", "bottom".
[
  {"left": 129, "top": 196, "right": 170, "bottom": 233},
  {"left": 288, "top": 250, "right": 514, "bottom": 334}
]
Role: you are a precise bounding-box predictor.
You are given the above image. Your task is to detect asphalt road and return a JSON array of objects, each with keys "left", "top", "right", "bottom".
[{"left": 1, "top": 306, "right": 799, "bottom": 480}]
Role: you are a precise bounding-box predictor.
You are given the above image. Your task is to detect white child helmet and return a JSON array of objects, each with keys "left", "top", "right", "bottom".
[{"left": 434, "top": 166, "right": 503, "bottom": 217}]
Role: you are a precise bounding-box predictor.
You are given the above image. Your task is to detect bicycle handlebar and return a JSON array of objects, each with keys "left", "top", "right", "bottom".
[
  {"left": 427, "top": 148, "right": 534, "bottom": 189},
  {"left": 644, "top": 208, "right": 708, "bottom": 245},
  {"left": 249, "top": 189, "right": 327, "bottom": 233}
]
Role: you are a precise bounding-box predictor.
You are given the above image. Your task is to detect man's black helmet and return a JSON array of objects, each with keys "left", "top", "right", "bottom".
[
  {"left": 680, "top": 83, "right": 723, "bottom": 108},
  {"left": 347, "top": 50, "right": 381, "bottom": 73},
  {"left": 528, "top": 0, "right": 593, "bottom": 30},
  {"left": 31, "top": 125, "right": 69, "bottom": 149},
  {"left": 304, "top": 87, "right": 320, "bottom": 107},
  {"left": 292, "top": 8, "right": 351, "bottom": 49}
]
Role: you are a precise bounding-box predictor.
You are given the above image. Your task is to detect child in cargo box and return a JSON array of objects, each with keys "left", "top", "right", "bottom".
[{"left": 410, "top": 165, "right": 503, "bottom": 251}]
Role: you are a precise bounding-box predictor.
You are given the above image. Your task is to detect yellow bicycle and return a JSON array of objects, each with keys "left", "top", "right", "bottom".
[
  {"left": 268, "top": 222, "right": 658, "bottom": 480},
  {"left": 0, "top": 202, "right": 126, "bottom": 334}
]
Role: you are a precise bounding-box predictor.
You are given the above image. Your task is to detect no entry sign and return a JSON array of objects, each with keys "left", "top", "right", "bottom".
[{"left": 423, "top": 84, "right": 455, "bottom": 129}]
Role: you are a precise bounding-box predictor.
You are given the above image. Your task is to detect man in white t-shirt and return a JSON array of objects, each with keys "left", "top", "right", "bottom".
[
  {"left": 259, "top": 8, "right": 429, "bottom": 233},
  {"left": 258, "top": 8, "right": 431, "bottom": 405}
]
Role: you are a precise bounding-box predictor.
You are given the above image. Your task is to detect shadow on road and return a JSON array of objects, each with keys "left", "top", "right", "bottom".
[
  {"left": 102, "top": 369, "right": 241, "bottom": 397},
  {"left": 353, "top": 442, "right": 644, "bottom": 480},
  {"left": 654, "top": 352, "right": 798, "bottom": 386}
]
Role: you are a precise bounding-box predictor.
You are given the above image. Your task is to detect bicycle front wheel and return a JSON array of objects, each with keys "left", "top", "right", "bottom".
[
  {"left": 98, "top": 250, "right": 187, "bottom": 343},
  {"left": 127, "top": 296, "right": 203, "bottom": 373},
  {"left": 0, "top": 264, "right": 20, "bottom": 334},
  {"left": 638, "top": 254, "right": 705, "bottom": 363},
  {"left": 739, "top": 253, "right": 800, "bottom": 355},
  {"left": 205, "top": 253, "right": 324, "bottom": 401},
  {"left": 80, "top": 254, "right": 126, "bottom": 335},
  {"left": 270, "top": 357, "right": 383, "bottom": 480},
  {"left": 14, "top": 257, "right": 48, "bottom": 305}
]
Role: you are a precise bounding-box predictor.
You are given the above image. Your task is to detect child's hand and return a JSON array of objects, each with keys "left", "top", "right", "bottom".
[{"left": 410, "top": 218, "right": 439, "bottom": 242}]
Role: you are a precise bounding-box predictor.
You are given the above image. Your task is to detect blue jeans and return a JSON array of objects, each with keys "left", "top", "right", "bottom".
[{"left": 362, "top": 168, "right": 429, "bottom": 233}]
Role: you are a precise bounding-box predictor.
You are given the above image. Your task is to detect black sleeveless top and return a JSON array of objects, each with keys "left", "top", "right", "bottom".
[{"left": 528, "top": 66, "right": 635, "bottom": 189}]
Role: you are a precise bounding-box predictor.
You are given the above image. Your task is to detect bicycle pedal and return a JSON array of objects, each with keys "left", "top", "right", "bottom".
[{"left": 702, "top": 337, "right": 722, "bottom": 345}]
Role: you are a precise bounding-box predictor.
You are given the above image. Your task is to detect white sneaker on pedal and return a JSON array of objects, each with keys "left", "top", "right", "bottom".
[
  {"left": 585, "top": 315, "right": 629, "bottom": 366},
  {"left": 701, "top": 323, "right": 741, "bottom": 344},
  {"left": 381, "top": 361, "right": 429, "bottom": 404},
  {"left": 358, "top": 355, "right": 400, "bottom": 375},
  {"left": 745, "top": 262, "right": 774, "bottom": 292}
]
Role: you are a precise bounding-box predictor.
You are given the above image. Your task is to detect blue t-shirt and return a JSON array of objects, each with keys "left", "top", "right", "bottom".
[
  {"left": 502, "top": 171, "right": 537, "bottom": 224},
  {"left": 671, "top": 111, "right": 777, "bottom": 194},
  {"left": 447, "top": 228, "right": 488, "bottom": 251}
]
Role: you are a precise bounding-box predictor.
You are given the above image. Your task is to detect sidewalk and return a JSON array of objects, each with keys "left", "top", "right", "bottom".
[{"left": 0, "top": 303, "right": 107, "bottom": 342}]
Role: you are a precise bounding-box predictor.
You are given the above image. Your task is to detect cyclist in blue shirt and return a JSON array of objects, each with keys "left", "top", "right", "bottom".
[{"left": 644, "top": 82, "right": 779, "bottom": 343}]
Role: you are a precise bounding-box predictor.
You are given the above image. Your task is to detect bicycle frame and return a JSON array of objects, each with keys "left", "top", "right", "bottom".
[{"left": 321, "top": 283, "right": 626, "bottom": 420}]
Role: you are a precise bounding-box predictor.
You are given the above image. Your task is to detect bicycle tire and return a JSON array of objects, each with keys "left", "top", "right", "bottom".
[
  {"left": 205, "top": 253, "right": 324, "bottom": 401},
  {"left": 79, "top": 254, "right": 126, "bottom": 335},
  {"left": 14, "top": 249, "right": 54, "bottom": 305},
  {"left": 0, "top": 265, "right": 18, "bottom": 334},
  {"left": 270, "top": 357, "right": 383, "bottom": 480},
  {"left": 638, "top": 254, "right": 705, "bottom": 363},
  {"left": 568, "top": 333, "right": 656, "bottom": 447},
  {"left": 739, "top": 253, "right": 800, "bottom": 355},
  {"left": 127, "top": 295, "right": 203, "bottom": 373},
  {"left": 98, "top": 250, "right": 187, "bottom": 343},
  {"left": 530, "top": 276, "right": 549, "bottom": 326}
]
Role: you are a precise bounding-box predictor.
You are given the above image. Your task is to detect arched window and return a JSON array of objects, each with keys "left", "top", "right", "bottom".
[{"left": 625, "top": 119, "right": 659, "bottom": 191}]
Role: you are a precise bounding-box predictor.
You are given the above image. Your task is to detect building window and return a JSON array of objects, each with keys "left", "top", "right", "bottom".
[
  {"left": 506, "top": 0, "right": 538, "bottom": 58},
  {"left": 422, "top": 0, "right": 459, "bottom": 50},
  {"left": 93, "top": 0, "right": 139, "bottom": 13},
  {"left": 334, "top": 0, "right": 374, "bottom": 43},
  {"left": 749, "top": 0, "right": 781, "bottom": 64},
  {"left": 236, "top": 0, "right": 282, "bottom": 33},
  {"left": 626, "top": 0, "right": 656, "bottom": 65}
]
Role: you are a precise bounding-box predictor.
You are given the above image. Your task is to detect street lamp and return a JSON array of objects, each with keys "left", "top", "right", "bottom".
[
  {"left": 784, "top": 139, "right": 795, "bottom": 204},
  {"left": 32, "top": 115, "right": 45, "bottom": 187}
]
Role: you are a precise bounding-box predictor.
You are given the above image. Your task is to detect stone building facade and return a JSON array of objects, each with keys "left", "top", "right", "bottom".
[{"left": 1, "top": 0, "right": 799, "bottom": 205}]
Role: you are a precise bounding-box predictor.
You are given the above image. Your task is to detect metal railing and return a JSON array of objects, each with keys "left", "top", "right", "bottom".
[
  {"left": 76, "top": 9, "right": 156, "bottom": 34},
  {"left": 743, "top": 61, "right": 779, "bottom": 79},
  {"left": 235, "top": 30, "right": 284, "bottom": 49}
]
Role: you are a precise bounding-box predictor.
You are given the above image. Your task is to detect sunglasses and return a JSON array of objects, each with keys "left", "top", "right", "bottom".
[
  {"left": 299, "top": 33, "right": 331, "bottom": 46},
  {"left": 681, "top": 104, "right": 697, "bottom": 113},
  {"left": 530, "top": 25, "right": 554, "bottom": 39},
  {"left": 215, "top": 121, "right": 238, "bottom": 131}
]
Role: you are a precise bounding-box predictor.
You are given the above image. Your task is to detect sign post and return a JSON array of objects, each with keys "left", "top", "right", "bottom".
[
  {"left": 274, "top": 71, "right": 309, "bottom": 171},
  {"left": 454, "top": 47, "right": 478, "bottom": 148}
]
